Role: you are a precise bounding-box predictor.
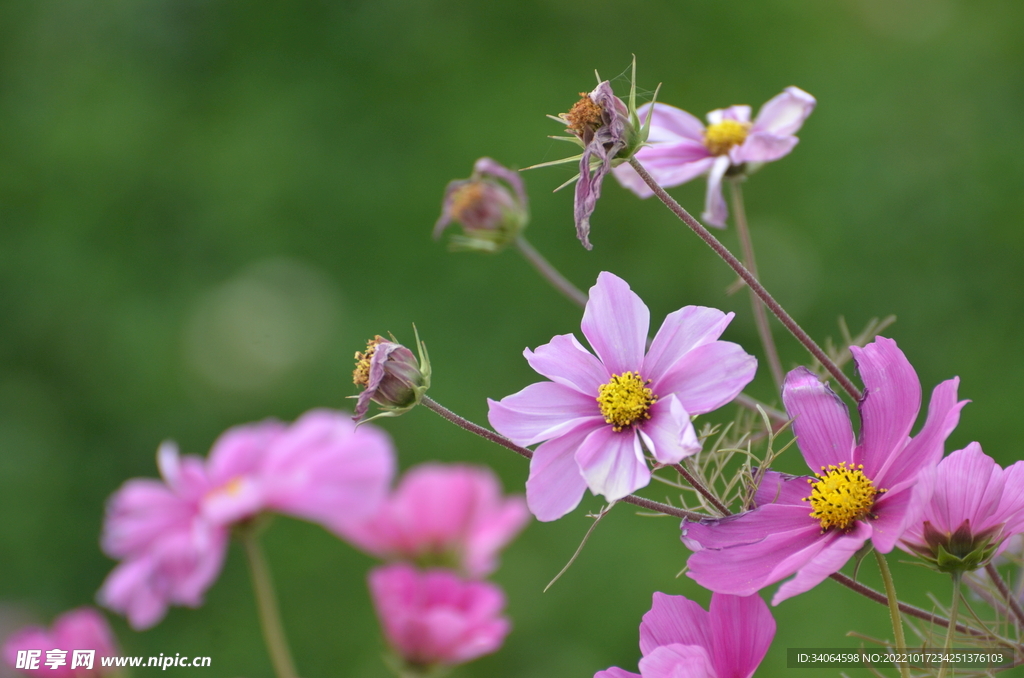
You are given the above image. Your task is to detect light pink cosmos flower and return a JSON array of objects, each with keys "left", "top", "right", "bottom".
[
  {"left": 3, "top": 608, "right": 119, "bottom": 677},
  {"left": 595, "top": 592, "right": 775, "bottom": 678},
  {"left": 900, "top": 443, "right": 1024, "bottom": 573},
  {"left": 99, "top": 409, "right": 395, "bottom": 629},
  {"left": 488, "top": 272, "right": 756, "bottom": 521},
  {"left": 338, "top": 463, "right": 529, "bottom": 578},
  {"left": 683, "top": 337, "right": 966, "bottom": 605},
  {"left": 368, "top": 564, "right": 510, "bottom": 668},
  {"left": 613, "top": 87, "right": 815, "bottom": 227}
]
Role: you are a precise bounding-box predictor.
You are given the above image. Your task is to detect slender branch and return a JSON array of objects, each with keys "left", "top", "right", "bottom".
[
  {"left": 515, "top": 236, "right": 588, "bottom": 308},
  {"left": 728, "top": 180, "right": 785, "bottom": 390},
  {"left": 241, "top": 529, "right": 298, "bottom": 678},
  {"left": 874, "top": 550, "right": 910, "bottom": 678},
  {"left": 986, "top": 563, "right": 1024, "bottom": 629},
  {"left": 628, "top": 157, "right": 862, "bottom": 402},
  {"left": 671, "top": 463, "right": 730, "bottom": 516},
  {"left": 421, "top": 396, "right": 704, "bottom": 521}
]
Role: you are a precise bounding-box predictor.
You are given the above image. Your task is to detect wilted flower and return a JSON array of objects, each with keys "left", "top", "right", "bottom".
[
  {"left": 613, "top": 87, "right": 815, "bottom": 227},
  {"left": 353, "top": 330, "right": 431, "bottom": 423},
  {"left": 595, "top": 592, "right": 775, "bottom": 678},
  {"left": 338, "top": 463, "right": 529, "bottom": 578},
  {"left": 488, "top": 272, "right": 755, "bottom": 521},
  {"left": 899, "top": 443, "right": 1024, "bottom": 573},
  {"left": 3, "top": 608, "right": 119, "bottom": 677},
  {"left": 368, "top": 564, "right": 510, "bottom": 669},
  {"left": 682, "top": 338, "right": 966, "bottom": 605},
  {"left": 434, "top": 157, "right": 529, "bottom": 252}
]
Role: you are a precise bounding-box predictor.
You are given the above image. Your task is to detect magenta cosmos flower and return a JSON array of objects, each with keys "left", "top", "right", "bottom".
[
  {"left": 595, "top": 592, "right": 775, "bottom": 678},
  {"left": 613, "top": 87, "right": 815, "bottom": 227},
  {"left": 488, "top": 272, "right": 756, "bottom": 521},
  {"left": 338, "top": 463, "right": 529, "bottom": 578},
  {"left": 99, "top": 409, "right": 395, "bottom": 628},
  {"left": 682, "top": 337, "right": 967, "bottom": 604},
  {"left": 3, "top": 608, "right": 118, "bottom": 677},
  {"left": 900, "top": 442, "right": 1024, "bottom": 573},
  {"left": 368, "top": 564, "right": 510, "bottom": 668}
]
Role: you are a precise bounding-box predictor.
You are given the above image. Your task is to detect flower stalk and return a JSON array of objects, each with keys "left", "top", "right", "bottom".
[
  {"left": 514, "top": 236, "right": 588, "bottom": 308},
  {"left": 874, "top": 550, "right": 910, "bottom": 678},
  {"left": 242, "top": 528, "right": 298, "bottom": 678},
  {"left": 938, "top": 573, "right": 962, "bottom": 678}
]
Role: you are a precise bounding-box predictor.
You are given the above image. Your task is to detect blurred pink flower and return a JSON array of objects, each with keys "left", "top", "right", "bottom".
[
  {"left": 613, "top": 87, "right": 815, "bottom": 227},
  {"left": 900, "top": 443, "right": 1024, "bottom": 572},
  {"left": 3, "top": 608, "right": 118, "bottom": 677},
  {"left": 683, "top": 338, "right": 966, "bottom": 604},
  {"left": 595, "top": 592, "right": 775, "bottom": 678},
  {"left": 99, "top": 409, "right": 395, "bottom": 629},
  {"left": 338, "top": 463, "right": 528, "bottom": 578},
  {"left": 368, "top": 564, "right": 510, "bottom": 668},
  {"left": 488, "top": 271, "right": 755, "bottom": 521}
]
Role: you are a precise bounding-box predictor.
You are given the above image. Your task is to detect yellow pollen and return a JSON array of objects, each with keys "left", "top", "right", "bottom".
[
  {"left": 562, "top": 93, "right": 604, "bottom": 136},
  {"left": 804, "top": 462, "right": 885, "bottom": 531},
  {"left": 450, "top": 182, "right": 485, "bottom": 221},
  {"left": 703, "top": 120, "right": 751, "bottom": 156},
  {"left": 596, "top": 372, "right": 657, "bottom": 432},
  {"left": 353, "top": 335, "right": 387, "bottom": 387}
]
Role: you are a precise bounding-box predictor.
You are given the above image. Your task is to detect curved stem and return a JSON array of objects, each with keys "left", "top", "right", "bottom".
[
  {"left": 985, "top": 562, "right": 1024, "bottom": 629},
  {"left": 728, "top": 180, "right": 785, "bottom": 390},
  {"left": 515, "top": 236, "right": 588, "bottom": 308},
  {"left": 671, "top": 463, "right": 729, "bottom": 516},
  {"left": 420, "top": 396, "right": 705, "bottom": 521},
  {"left": 241, "top": 529, "right": 298, "bottom": 678},
  {"left": 628, "top": 156, "right": 861, "bottom": 402},
  {"left": 874, "top": 551, "right": 910, "bottom": 678},
  {"left": 938, "top": 574, "right": 962, "bottom": 678}
]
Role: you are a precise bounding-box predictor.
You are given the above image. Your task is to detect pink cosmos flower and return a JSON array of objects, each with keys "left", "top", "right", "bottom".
[
  {"left": 3, "top": 608, "right": 119, "bottom": 677},
  {"left": 682, "top": 337, "right": 967, "bottom": 604},
  {"left": 368, "top": 564, "right": 510, "bottom": 668},
  {"left": 595, "top": 592, "right": 775, "bottom": 678},
  {"left": 99, "top": 409, "right": 395, "bottom": 629},
  {"left": 900, "top": 443, "right": 1024, "bottom": 572},
  {"left": 488, "top": 271, "right": 756, "bottom": 521},
  {"left": 613, "top": 87, "right": 815, "bottom": 227},
  {"left": 338, "top": 463, "right": 529, "bottom": 578}
]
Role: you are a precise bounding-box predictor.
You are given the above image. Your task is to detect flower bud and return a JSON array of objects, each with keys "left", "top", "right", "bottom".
[
  {"left": 908, "top": 519, "right": 1001, "bottom": 574},
  {"left": 353, "top": 329, "right": 431, "bottom": 422},
  {"left": 434, "top": 157, "right": 528, "bottom": 253}
]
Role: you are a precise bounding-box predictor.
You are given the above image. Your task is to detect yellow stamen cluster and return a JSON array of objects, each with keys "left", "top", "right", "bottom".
[
  {"left": 563, "top": 93, "right": 604, "bottom": 136},
  {"left": 596, "top": 372, "right": 657, "bottom": 432},
  {"left": 703, "top": 120, "right": 751, "bottom": 156},
  {"left": 804, "top": 462, "right": 885, "bottom": 531},
  {"left": 450, "top": 182, "right": 485, "bottom": 221},
  {"left": 353, "top": 335, "right": 387, "bottom": 387}
]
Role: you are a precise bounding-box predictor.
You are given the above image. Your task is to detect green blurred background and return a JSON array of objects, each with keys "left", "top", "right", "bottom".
[{"left": 2, "top": 0, "right": 1023, "bottom": 676}]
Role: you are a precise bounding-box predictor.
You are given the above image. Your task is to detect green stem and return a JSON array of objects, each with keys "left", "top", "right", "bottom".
[
  {"left": 874, "top": 550, "right": 910, "bottom": 678},
  {"left": 242, "top": 529, "right": 298, "bottom": 678},
  {"left": 514, "top": 236, "right": 588, "bottom": 308},
  {"left": 938, "top": 574, "right": 962, "bottom": 678},
  {"left": 728, "top": 180, "right": 785, "bottom": 391}
]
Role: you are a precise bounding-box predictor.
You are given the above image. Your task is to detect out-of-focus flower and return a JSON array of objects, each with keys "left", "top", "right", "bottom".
[
  {"left": 434, "top": 157, "right": 529, "bottom": 253},
  {"left": 682, "top": 337, "right": 966, "bottom": 605},
  {"left": 595, "top": 592, "right": 775, "bottom": 678},
  {"left": 488, "top": 271, "right": 755, "bottom": 521},
  {"left": 99, "top": 409, "right": 395, "bottom": 629},
  {"left": 353, "top": 330, "right": 430, "bottom": 423},
  {"left": 3, "top": 608, "right": 119, "bottom": 677},
  {"left": 338, "top": 463, "right": 529, "bottom": 578},
  {"left": 613, "top": 87, "right": 815, "bottom": 227},
  {"left": 899, "top": 443, "right": 1024, "bottom": 573},
  {"left": 368, "top": 564, "right": 510, "bottom": 669}
]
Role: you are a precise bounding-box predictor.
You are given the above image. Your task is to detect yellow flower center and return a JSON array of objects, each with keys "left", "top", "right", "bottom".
[
  {"left": 703, "top": 120, "right": 751, "bottom": 156},
  {"left": 596, "top": 372, "right": 657, "bottom": 432},
  {"left": 804, "top": 462, "right": 885, "bottom": 531},
  {"left": 353, "top": 335, "right": 387, "bottom": 387},
  {"left": 562, "top": 93, "right": 605, "bottom": 136},
  {"left": 450, "top": 182, "right": 485, "bottom": 222}
]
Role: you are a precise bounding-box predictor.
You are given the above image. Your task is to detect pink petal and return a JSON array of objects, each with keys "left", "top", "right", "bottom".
[
  {"left": 872, "top": 481, "right": 928, "bottom": 553},
  {"left": 708, "top": 593, "right": 775, "bottom": 678},
  {"left": 639, "top": 593, "right": 711, "bottom": 656},
  {"left": 526, "top": 423, "right": 594, "bottom": 521},
  {"left": 595, "top": 669, "right": 641, "bottom": 678},
  {"left": 638, "top": 644, "right": 716, "bottom": 678},
  {"left": 782, "top": 367, "right": 856, "bottom": 472},
  {"left": 638, "top": 395, "right": 701, "bottom": 464},
  {"left": 753, "top": 471, "right": 813, "bottom": 508},
  {"left": 205, "top": 420, "right": 284, "bottom": 484},
  {"left": 752, "top": 86, "right": 816, "bottom": 136},
  {"left": 733, "top": 132, "right": 799, "bottom": 164},
  {"left": 702, "top": 156, "right": 731, "bottom": 228},
  {"left": 772, "top": 521, "right": 871, "bottom": 604},
  {"left": 575, "top": 426, "right": 650, "bottom": 502},
  {"left": 525, "top": 333, "right": 608, "bottom": 395},
  {"left": 994, "top": 459, "right": 1024, "bottom": 538},
  {"left": 487, "top": 382, "right": 603, "bottom": 447},
  {"left": 653, "top": 341, "right": 756, "bottom": 415},
  {"left": 643, "top": 306, "right": 734, "bottom": 379},
  {"left": 581, "top": 272, "right": 649, "bottom": 375},
  {"left": 707, "top": 105, "right": 752, "bottom": 125},
  {"left": 850, "top": 338, "right": 922, "bottom": 479},
  {"left": 613, "top": 152, "right": 712, "bottom": 199},
  {"left": 641, "top": 103, "right": 707, "bottom": 142},
  {"left": 929, "top": 443, "right": 1001, "bottom": 534}
]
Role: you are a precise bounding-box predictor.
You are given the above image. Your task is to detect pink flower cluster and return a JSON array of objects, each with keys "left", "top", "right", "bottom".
[{"left": 3, "top": 609, "right": 118, "bottom": 678}]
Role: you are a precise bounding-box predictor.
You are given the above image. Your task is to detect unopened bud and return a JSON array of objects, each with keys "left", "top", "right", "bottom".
[
  {"left": 353, "top": 328, "right": 431, "bottom": 423},
  {"left": 434, "top": 158, "right": 528, "bottom": 253}
]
